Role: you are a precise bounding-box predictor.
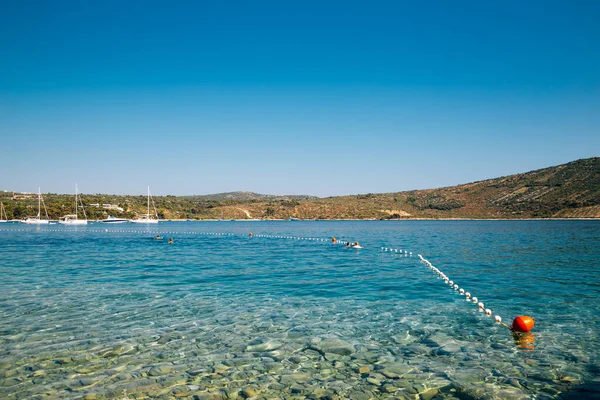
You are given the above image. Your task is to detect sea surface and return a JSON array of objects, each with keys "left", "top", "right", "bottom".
[{"left": 0, "top": 220, "right": 599, "bottom": 400}]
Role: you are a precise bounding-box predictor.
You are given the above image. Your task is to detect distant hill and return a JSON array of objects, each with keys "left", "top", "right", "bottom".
[
  {"left": 237, "top": 157, "right": 600, "bottom": 219},
  {"left": 2, "top": 158, "right": 598, "bottom": 220},
  {"left": 181, "top": 191, "right": 318, "bottom": 202}
]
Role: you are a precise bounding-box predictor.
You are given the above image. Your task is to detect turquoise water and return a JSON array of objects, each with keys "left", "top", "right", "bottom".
[{"left": 0, "top": 221, "right": 599, "bottom": 399}]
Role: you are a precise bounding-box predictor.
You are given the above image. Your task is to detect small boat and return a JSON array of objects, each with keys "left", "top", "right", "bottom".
[
  {"left": 21, "top": 188, "right": 50, "bottom": 225},
  {"left": 100, "top": 215, "right": 129, "bottom": 224},
  {"left": 0, "top": 202, "right": 8, "bottom": 223},
  {"left": 59, "top": 214, "right": 87, "bottom": 225},
  {"left": 59, "top": 184, "right": 88, "bottom": 225},
  {"left": 289, "top": 217, "right": 300, "bottom": 221},
  {"left": 130, "top": 186, "right": 159, "bottom": 224}
]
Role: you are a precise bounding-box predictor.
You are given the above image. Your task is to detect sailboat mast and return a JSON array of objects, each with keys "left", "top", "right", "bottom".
[
  {"left": 147, "top": 186, "right": 150, "bottom": 217},
  {"left": 75, "top": 184, "right": 78, "bottom": 219},
  {"left": 38, "top": 187, "right": 41, "bottom": 218}
]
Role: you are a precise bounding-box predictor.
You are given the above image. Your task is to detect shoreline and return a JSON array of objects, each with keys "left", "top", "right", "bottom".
[
  {"left": 159, "top": 218, "right": 599, "bottom": 222},
  {"left": 4, "top": 218, "right": 597, "bottom": 224}
]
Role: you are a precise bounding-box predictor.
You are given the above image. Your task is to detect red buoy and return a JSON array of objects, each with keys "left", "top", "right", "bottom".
[
  {"left": 249, "top": 232, "right": 253, "bottom": 237},
  {"left": 511, "top": 316, "right": 535, "bottom": 332}
]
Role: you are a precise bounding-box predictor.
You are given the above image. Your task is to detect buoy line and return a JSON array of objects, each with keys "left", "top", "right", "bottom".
[
  {"left": 416, "top": 254, "right": 534, "bottom": 333},
  {"left": 378, "top": 245, "right": 534, "bottom": 334},
  {"left": 0, "top": 228, "right": 361, "bottom": 248}
]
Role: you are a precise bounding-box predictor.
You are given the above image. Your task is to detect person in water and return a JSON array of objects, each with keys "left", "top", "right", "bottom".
[
  {"left": 353, "top": 242, "right": 362, "bottom": 249},
  {"left": 168, "top": 238, "right": 173, "bottom": 244},
  {"left": 155, "top": 235, "right": 162, "bottom": 240},
  {"left": 346, "top": 242, "right": 351, "bottom": 247}
]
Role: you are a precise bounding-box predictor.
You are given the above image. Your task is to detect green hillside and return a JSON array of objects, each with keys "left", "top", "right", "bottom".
[{"left": 2, "top": 157, "right": 598, "bottom": 220}]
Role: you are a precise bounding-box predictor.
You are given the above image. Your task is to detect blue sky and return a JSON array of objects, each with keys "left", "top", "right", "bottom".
[{"left": 1, "top": 0, "right": 598, "bottom": 197}]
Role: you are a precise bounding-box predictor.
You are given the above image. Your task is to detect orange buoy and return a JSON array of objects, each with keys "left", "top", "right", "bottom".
[
  {"left": 511, "top": 316, "right": 535, "bottom": 332},
  {"left": 249, "top": 232, "right": 253, "bottom": 237},
  {"left": 332, "top": 237, "right": 337, "bottom": 243}
]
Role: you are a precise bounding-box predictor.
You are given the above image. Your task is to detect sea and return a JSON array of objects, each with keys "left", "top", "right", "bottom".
[{"left": 0, "top": 220, "right": 598, "bottom": 400}]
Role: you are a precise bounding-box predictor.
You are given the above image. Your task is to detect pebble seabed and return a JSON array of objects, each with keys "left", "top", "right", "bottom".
[
  {"left": 1, "top": 294, "right": 591, "bottom": 400},
  {"left": 0, "top": 227, "right": 597, "bottom": 399}
]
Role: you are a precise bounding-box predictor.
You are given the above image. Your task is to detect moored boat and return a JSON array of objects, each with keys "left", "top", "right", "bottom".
[
  {"left": 130, "top": 186, "right": 159, "bottom": 224},
  {"left": 100, "top": 215, "right": 129, "bottom": 223},
  {"left": 21, "top": 188, "right": 50, "bottom": 224},
  {"left": 58, "top": 184, "right": 88, "bottom": 225}
]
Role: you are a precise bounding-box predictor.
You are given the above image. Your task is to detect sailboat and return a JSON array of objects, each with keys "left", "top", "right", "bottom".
[
  {"left": 0, "top": 202, "right": 8, "bottom": 223},
  {"left": 130, "top": 186, "right": 159, "bottom": 224},
  {"left": 58, "top": 184, "right": 88, "bottom": 225},
  {"left": 21, "top": 188, "right": 50, "bottom": 224}
]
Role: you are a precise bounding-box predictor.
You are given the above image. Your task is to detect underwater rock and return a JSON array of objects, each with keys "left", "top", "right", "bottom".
[
  {"left": 240, "top": 385, "right": 260, "bottom": 398},
  {"left": 423, "top": 332, "right": 453, "bottom": 347},
  {"left": 351, "top": 351, "right": 378, "bottom": 364},
  {"left": 280, "top": 373, "right": 309, "bottom": 385},
  {"left": 148, "top": 364, "right": 173, "bottom": 376},
  {"left": 245, "top": 338, "right": 283, "bottom": 352},
  {"left": 381, "top": 363, "right": 413, "bottom": 378},
  {"left": 356, "top": 365, "right": 370, "bottom": 374},
  {"left": 349, "top": 389, "right": 372, "bottom": 399},
  {"left": 312, "top": 339, "right": 355, "bottom": 356},
  {"left": 436, "top": 343, "right": 463, "bottom": 356},
  {"left": 366, "top": 377, "right": 381, "bottom": 386},
  {"left": 420, "top": 388, "right": 440, "bottom": 400}
]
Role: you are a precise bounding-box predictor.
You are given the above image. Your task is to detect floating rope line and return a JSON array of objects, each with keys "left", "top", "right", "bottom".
[
  {"left": 417, "top": 254, "right": 507, "bottom": 326},
  {"left": 377, "top": 246, "right": 535, "bottom": 333},
  {"left": 0, "top": 228, "right": 361, "bottom": 248},
  {"left": 416, "top": 254, "right": 535, "bottom": 333}
]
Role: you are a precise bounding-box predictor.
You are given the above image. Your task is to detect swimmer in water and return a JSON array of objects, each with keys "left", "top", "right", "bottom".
[
  {"left": 346, "top": 242, "right": 351, "bottom": 247},
  {"left": 168, "top": 238, "right": 173, "bottom": 244},
  {"left": 353, "top": 242, "right": 362, "bottom": 249},
  {"left": 155, "top": 235, "right": 163, "bottom": 240}
]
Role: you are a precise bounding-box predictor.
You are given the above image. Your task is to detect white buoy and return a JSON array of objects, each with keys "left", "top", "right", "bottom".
[
  {"left": 453, "top": 284, "right": 458, "bottom": 290},
  {"left": 485, "top": 309, "right": 492, "bottom": 316},
  {"left": 472, "top": 297, "right": 478, "bottom": 303},
  {"left": 494, "top": 315, "right": 502, "bottom": 323},
  {"left": 478, "top": 302, "right": 484, "bottom": 309},
  {"left": 465, "top": 292, "right": 471, "bottom": 299},
  {"left": 459, "top": 288, "right": 465, "bottom": 295}
]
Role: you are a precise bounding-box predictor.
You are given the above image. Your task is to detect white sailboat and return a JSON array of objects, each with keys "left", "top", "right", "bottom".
[
  {"left": 21, "top": 188, "right": 50, "bottom": 224},
  {"left": 0, "top": 202, "right": 8, "bottom": 223},
  {"left": 58, "top": 184, "right": 88, "bottom": 225},
  {"left": 130, "top": 186, "right": 159, "bottom": 224}
]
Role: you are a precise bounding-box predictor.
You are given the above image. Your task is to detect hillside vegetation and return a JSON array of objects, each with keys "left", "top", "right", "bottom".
[{"left": 2, "top": 157, "right": 598, "bottom": 220}]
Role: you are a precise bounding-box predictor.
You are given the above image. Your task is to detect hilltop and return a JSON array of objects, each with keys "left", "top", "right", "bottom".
[
  {"left": 2, "top": 158, "right": 598, "bottom": 220},
  {"left": 288, "top": 157, "right": 599, "bottom": 220},
  {"left": 180, "top": 191, "right": 317, "bottom": 202}
]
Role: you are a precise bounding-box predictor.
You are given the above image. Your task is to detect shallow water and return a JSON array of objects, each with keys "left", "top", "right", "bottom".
[{"left": 0, "top": 220, "right": 599, "bottom": 399}]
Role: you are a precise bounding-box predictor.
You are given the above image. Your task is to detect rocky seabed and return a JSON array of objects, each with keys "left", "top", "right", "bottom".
[{"left": 0, "top": 297, "right": 589, "bottom": 400}]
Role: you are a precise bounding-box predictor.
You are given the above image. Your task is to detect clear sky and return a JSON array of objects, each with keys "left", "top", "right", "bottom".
[{"left": 1, "top": 0, "right": 598, "bottom": 197}]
